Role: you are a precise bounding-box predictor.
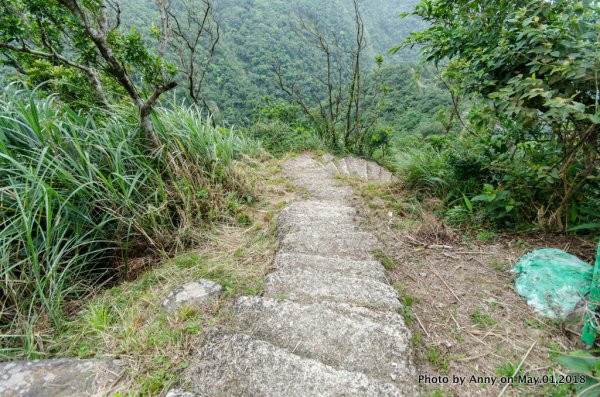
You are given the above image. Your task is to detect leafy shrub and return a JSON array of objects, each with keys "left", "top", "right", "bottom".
[
  {"left": 415, "top": 121, "right": 445, "bottom": 137},
  {"left": 248, "top": 99, "right": 322, "bottom": 155},
  {"left": 248, "top": 120, "right": 321, "bottom": 155}
]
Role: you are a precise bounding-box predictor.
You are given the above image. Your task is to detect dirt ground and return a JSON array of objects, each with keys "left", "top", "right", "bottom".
[{"left": 343, "top": 177, "right": 597, "bottom": 397}]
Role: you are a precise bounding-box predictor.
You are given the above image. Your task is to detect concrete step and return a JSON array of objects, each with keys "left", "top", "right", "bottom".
[
  {"left": 264, "top": 268, "right": 400, "bottom": 310},
  {"left": 306, "top": 187, "right": 354, "bottom": 201},
  {"left": 335, "top": 158, "right": 350, "bottom": 175},
  {"left": 234, "top": 296, "right": 415, "bottom": 389},
  {"left": 380, "top": 168, "right": 393, "bottom": 182},
  {"left": 274, "top": 252, "right": 387, "bottom": 282},
  {"left": 185, "top": 331, "right": 405, "bottom": 397},
  {"left": 281, "top": 201, "right": 357, "bottom": 216},
  {"left": 367, "top": 161, "right": 383, "bottom": 180},
  {"left": 279, "top": 230, "right": 380, "bottom": 260},
  {"left": 345, "top": 158, "right": 369, "bottom": 179},
  {"left": 277, "top": 220, "right": 359, "bottom": 236},
  {"left": 277, "top": 211, "right": 356, "bottom": 232}
]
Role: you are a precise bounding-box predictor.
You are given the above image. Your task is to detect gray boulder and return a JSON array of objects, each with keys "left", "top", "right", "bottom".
[
  {"left": 162, "top": 279, "right": 222, "bottom": 311},
  {"left": 0, "top": 359, "right": 121, "bottom": 397}
]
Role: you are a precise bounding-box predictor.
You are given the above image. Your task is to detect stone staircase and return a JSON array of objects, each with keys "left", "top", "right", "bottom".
[
  {"left": 183, "top": 154, "right": 415, "bottom": 396},
  {"left": 320, "top": 154, "right": 394, "bottom": 182}
]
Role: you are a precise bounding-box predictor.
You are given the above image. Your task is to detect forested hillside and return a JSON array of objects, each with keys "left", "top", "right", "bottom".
[{"left": 120, "top": 0, "right": 424, "bottom": 123}]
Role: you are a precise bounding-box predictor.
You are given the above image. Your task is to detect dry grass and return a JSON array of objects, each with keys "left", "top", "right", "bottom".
[
  {"left": 342, "top": 177, "right": 596, "bottom": 397},
  {"left": 44, "top": 157, "right": 296, "bottom": 395}
]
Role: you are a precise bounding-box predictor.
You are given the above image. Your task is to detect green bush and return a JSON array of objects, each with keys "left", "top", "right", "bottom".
[
  {"left": 0, "top": 85, "right": 255, "bottom": 356},
  {"left": 248, "top": 99, "right": 322, "bottom": 155},
  {"left": 393, "top": 128, "right": 600, "bottom": 232},
  {"left": 248, "top": 120, "right": 321, "bottom": 155}
]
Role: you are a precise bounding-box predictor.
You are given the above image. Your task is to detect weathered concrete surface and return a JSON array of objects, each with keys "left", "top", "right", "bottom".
[
  {"left": 0, "top": 359, "right": 121, "bottom": 397},
  {"left": 367, "top": 161, "right": 382, "bottom": 180},
  {"left": 321, "top": 155, "right": 395, "bottom": 182},
  {"left": 276, "top": 220, "right": 359, "bottom": 236},
  {"left": 181, "top": 153, "right": 415, "bottom": 395},
  {"left": 279, "top": 230, "right": 381, "bottom": 260},
  {"left": 274, "top": 252, "right": 387, "bottom": 282},
  {"left": 234, "top": 296, "right": 415, "bottom": 387},
  {"left": 282, "top": 200, "right": 357, "bottom": 215},
  {"left": 335, "top": 158, "right": 350, "bottom": 174},
  {"left": 185, "top": 332, "right": 405, "bottom": 397},
  {"left": 264, "top": 267, "right": 401, "bottom": 309},
  {"left": 165, "top": 389, "right": 198, "bottom": 397},
  {"left": 162, "top": 279, "right": 222, "bottom": 311}
]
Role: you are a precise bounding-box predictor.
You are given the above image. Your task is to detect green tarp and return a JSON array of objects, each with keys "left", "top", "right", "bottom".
[{"left": 512, "top": 248, "right": 593, "bottom": 319}]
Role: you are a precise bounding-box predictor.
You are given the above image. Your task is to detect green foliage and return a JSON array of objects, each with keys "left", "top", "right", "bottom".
[
  {"left": 425, "top": 346, "right": 450, "bottom": 373},
  {"left": 396, "top": 0, "right": 600, "bottom": 231},
  {"left": 115, "top": 0, "right": 424, "bottom": 125},
  {"left": 248, "top": 98, "right": 322, "bottom": 155},
  {"left": 396, "top": 146, "right": 451, "bottom": 197},
  {"left": 0, "top": 85, "right": 254, "bottom": 356},
  {"left": 471, "top": 184, "right": 517, "bottom": 222},
  {"left": 557, "top": 351, "right": 600, "bottom": 397},
  {"left": 404, "top": 0, "right": 599, "bottom": 128},
  {"left": 0, "top": 0, "right": 176, "bottom": 108}
]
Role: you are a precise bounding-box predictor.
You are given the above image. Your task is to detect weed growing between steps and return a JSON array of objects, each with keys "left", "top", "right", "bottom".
[
  {"left": 11, "top": 158, "right": 293, "bottom": 394},
  {"left": 339, "top": 175, "right": 596, "bottom": 397}
]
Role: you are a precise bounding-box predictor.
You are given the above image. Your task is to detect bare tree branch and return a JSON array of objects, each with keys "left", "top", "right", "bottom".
[{"left": 167, "top": 0, "right": 220, "bottom": 108}]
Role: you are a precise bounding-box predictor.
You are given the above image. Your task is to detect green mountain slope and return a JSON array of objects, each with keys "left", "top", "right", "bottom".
[{"left": 120, "top": 0, "right": 424, "bottom": 124}]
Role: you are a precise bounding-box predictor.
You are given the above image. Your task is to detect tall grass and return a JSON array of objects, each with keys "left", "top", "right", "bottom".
[
  {"left": 0, "top": 85, "right": 255, "bottom": 357},
  {"left": 395, "top": 147, "right": 452, "bottom": 197}
]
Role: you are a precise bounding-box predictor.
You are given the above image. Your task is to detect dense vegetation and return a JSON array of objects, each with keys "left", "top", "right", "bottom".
[
  {"left": 0, "top": 0, "right": 597, "bottom": 363},
  {"left": 116, "top": 0, "right": 425, "bottom": 124},
  {"left": 394, "top": 0, "right": 599, "bottom": 233},
  {"left": 0, "top": 84, "right": 257, "bottom": 355}
]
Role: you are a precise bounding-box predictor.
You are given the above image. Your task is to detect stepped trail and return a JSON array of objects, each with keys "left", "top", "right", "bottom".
[
  {"left": 0, "top": 153, "right": 416, "bottom": 397},
  {"left": 182, "top": 153, "right": 416, "bottom": 396}
]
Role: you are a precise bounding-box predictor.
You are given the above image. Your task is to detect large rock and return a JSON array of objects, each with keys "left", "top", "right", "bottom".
[
  {"left": 0, "top": 359, "right": 121, "bottom": 397},
  {"left": 264, "top": 268, "right": 401, "bottom": 310},
  {"left": 234, "top": 296, "right": 415, "bottom": 389},
  {"left": 184, "top": 332, "right": 405, "bottom": 397},
  {"left": 162, "top": 279, "right": 222, "bottom": 311}
]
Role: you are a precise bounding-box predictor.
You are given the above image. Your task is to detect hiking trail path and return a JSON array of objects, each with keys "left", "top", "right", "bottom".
[{"left": 182, "top": 153, "right": 416, "bottom": 396}]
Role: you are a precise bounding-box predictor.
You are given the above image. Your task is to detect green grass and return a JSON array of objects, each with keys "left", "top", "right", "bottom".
[
  {"left": 395, "top": 146, "right": 451, "bottom": 197},
  {"left": 0, "top": 85, "right": 258, "bottom": 358},
  {"left": 425, "top": 346, "right": 450, "bottom": 373},
  {"left": 496, "top": 359, "right": 518, "bottom": 377},
  {"left": 470, "top": 307, "right": 498, "bottom": 329},
  {"left": 476, "top": 230, "right": 496, "bottom": 242},
  {"left": 394, "top": 282, "right": 416, "bottom": 325},
  {"left": 373, "top": 248, "right": 396, "bottom": 270},
  {"left": 47, "top": 190, "right": 277, "bottom": 393}
]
